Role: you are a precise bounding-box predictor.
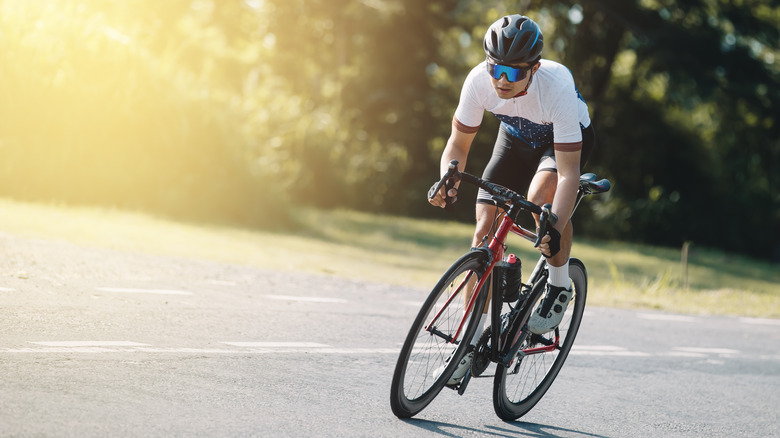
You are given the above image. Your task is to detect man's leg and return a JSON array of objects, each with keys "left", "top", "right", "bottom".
[
  {"left": 473, "top": 202, "right": 503, "bottom": 248},
  {"left": 527, "top": 169, "right": 575, "bottom": 334},
  {"left": 527, "top": 170, "right": 573, "bottom": 267},
  {"left": 471, "top": 200, "right": 503, "bottom": 318}
]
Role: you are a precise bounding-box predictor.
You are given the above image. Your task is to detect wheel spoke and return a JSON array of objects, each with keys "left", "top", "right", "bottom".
[
  {"left": 390, "top": 251, "right": 488, "bottom": 418},
  {"left": 492, "top": 260, "right": 588, "bottom": 421}
]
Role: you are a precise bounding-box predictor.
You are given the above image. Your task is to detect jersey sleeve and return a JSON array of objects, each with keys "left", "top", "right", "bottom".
[
  {"left": 549, "top": 68, "right": 583, "bottom": 145},
  {"left": 452, "top": 65, "right": 486, "bottom": 132}
]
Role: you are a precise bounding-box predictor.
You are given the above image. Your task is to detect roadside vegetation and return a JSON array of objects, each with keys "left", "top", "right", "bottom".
[
  {"left": 1, "top": 199, "right": 776, "bottom": 319},
  {"left": 1, "top": 1, "right": 777, "bottom": 261}
]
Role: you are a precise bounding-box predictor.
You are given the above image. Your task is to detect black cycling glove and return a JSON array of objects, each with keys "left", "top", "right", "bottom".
[
  {"left": 428, "top": 181, "right": 457, "bottom": 207},
  {"left": 542, "top": 226, "right": 562, "bottom": 258}
]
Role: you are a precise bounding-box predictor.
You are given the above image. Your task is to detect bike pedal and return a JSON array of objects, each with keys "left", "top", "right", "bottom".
[{"left": 456, "top": 371, "right": 472, "bottom": 395}]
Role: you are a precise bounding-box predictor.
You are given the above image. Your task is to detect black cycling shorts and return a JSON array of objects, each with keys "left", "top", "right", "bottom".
[{"left": 476, "top": 123, "right": 596, "bottom": 204}]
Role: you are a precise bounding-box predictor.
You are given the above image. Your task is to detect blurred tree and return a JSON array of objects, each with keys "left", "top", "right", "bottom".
[
  {"left": 0, "top": 0, "right": 776, "bottom": 259},
  {"left": 252, "top": 0, "right": 452, "bottom": 212},
  {"left": 0, "top": 0, "right": 288, "bottom": 227},
  {"left": 560, "top": 0, "right": 780, "bottom": 258}
]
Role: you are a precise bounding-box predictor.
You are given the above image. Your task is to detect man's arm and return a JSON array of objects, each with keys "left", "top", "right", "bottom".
[
  {"left": 536, "top": 143, "right": 580, "bottom": 257},
  {"left": 550, "top": 143, "right": 581, "bottom": 231},
  {"left": 429, "top": 119, "right": 478, "bottom": 208}
]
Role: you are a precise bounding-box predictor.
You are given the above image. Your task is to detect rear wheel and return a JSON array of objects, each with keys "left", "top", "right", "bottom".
[
  {"left": 390, "top": 250, "right": 489, "bottom": 418},
  {"left": 493, "top": 258, "right": 587, "bottom": 420}
]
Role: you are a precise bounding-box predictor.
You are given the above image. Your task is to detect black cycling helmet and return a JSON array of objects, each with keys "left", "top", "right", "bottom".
[{"left": 483, "top": 15, "right": 543, "bottom": 65}]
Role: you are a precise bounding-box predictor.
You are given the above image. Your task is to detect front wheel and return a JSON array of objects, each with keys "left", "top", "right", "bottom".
[
  {"left": 390, "top": 250, "right": 489, "bottom": 418},
  {"left": 493, "top": 258, "right": 587, "bottom": 421}
]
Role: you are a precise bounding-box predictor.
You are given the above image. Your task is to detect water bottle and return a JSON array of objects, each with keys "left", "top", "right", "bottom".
[{"left": 496, "top": 254, "right": 522, "bottom": 302}]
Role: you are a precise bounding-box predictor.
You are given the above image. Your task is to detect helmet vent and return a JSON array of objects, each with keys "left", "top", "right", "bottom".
[
  {"left": 516, "top": 33, "right": 531, "bottom": 49},
  {"left": 502, "top": 36, "right": 513, "bottom": 55},
  {"left": 483, "top": 14, "right": 543, "bottom": 65}
]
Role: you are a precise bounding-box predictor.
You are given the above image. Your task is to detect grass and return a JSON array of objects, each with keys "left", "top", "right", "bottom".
[{"left": 0, "top": 198, "right": 777, "bottom": 318}]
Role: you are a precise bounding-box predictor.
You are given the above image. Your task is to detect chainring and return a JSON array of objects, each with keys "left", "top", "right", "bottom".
[
  {"left": 471, "top": 313, "right": 513, "bottom": 377},
  {"left": 471, "top": 326, "right": 492, "bottom": 377}
]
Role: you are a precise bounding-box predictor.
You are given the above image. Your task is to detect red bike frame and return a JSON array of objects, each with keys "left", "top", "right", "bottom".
[{"left": 426, "top": 213, "right": 559, "bottom": 357}]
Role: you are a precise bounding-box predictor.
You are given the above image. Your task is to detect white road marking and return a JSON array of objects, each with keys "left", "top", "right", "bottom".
[
  {"left": 740, "top": 317, "right": 780, "bottom": 326},
  {"left": 0, "top": 287, "right": 15, "bottom": 292},
  {"left": 222, "top": 342, "right": 330, "bottom": 348},
  {"left": 310, "top": 348, "right": 399, "bottom": 354},
  {"left": 265, "top": 295, "right": 347, "bottom": 303},
  {"left": 136, "top": 348, "right": 246, "bottom": 354},
  {"left": 673, "top": 347, "right": 740, "bottom": 355},
  {"left": 666, "top": 351, "right": 708, "bottom": 358},
  {"left": 574, "top": 345, "right": 626, "bottom": 351},
  {"left": 571, "top": 345, "right": 651, "bottom": 357},
  {"left": 0, "top": 342, "right": 771, "bottom": 360},
  {"left": 206, "top": 280, "right": 237, "bottom": 286},
  {"left": 637, "top": 313, "right": 697, "bottom": 323},
  {"left": 0, "top": 344, "right": 398, "bottom": 354},
  {"left": 30, "top": 341, "right": 150, "bottom": 347},
  {"left": 95, "top": 287, "right": 192, "bottom": 295},
  {"left": 4, "top": 347, "right": 137, "bottom": 353}
]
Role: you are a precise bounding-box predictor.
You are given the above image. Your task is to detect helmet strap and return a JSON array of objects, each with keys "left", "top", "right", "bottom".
[{"left": 513, "top": 70, "right": 536, "bottom": 97}]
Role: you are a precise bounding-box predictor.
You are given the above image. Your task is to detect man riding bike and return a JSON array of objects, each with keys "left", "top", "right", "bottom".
[{"left": 429, "top": 14, "right": 596, "bottom": 385}]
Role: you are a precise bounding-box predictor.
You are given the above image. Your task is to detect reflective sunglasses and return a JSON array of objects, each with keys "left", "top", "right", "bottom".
[{"left": 486, "top": 59, "right": 533, "bottom": 82}]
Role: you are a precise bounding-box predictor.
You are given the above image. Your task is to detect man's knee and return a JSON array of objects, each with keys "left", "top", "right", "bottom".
[
  {"left": 528, "top": 171, "right": 557, "bottom": 205},
  {"left": 473, "top": 203, "right": 501, "bottom": 244}
]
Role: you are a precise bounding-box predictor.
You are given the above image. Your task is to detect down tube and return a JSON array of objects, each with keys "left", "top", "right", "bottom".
[
  {"left": 451, "top": 264, "right": 492, "bottom": 344},
  {"left": 424, "top": 270, "right": 475, "bottom": 334}
]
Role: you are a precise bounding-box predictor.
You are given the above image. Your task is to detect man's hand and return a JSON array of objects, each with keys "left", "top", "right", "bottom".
[
  {"left": 537, "top": 226, "right": 561, "bottom": 258},
  {"left": 428, "top": 181, "right": 458, "bottom": 208}
]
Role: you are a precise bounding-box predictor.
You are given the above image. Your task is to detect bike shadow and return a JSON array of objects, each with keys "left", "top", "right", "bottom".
[{"left": 401, "top": 418, "right": 610, "bottom": 438}]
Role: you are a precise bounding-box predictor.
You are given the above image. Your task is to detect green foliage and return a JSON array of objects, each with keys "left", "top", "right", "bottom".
[
  {"left": 529, "top": 0, "right": 780, "bottom": 259},
  {"left": 0, "top": 0, "right": 288, "bottom": 227},
  {"left": 0, "top": 0, "right": 777, "bottom": 259}
]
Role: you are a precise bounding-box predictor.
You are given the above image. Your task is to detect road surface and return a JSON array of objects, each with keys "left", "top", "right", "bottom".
[{"left": 1, "top": 233, "right": 778, "bottom": 437}]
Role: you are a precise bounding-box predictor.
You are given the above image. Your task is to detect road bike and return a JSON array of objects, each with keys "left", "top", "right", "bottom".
[{"left": 390, "top": 160, "right": 611, "bottom": 420}]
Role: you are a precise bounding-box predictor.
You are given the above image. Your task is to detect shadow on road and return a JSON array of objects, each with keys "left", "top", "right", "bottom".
[{"left": 401, "top": 418, "right": 610, "bottom": 438}]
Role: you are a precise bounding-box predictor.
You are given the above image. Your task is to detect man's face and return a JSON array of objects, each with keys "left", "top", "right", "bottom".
[{"left": 489, "top": 61, "right": 540, "bottom": 99}]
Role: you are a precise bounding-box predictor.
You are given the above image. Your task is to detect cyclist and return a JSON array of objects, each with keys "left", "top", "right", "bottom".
[{"left": 429, "top": 14, "right": 595, "bottom": 384}]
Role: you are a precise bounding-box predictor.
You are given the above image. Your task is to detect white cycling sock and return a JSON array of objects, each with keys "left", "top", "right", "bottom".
[{"left": 547, "top": 260, "right": 572, "bottom": 289}]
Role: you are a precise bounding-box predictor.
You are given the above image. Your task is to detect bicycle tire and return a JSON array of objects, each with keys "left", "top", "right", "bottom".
[
  {"left": 390, "top": 250, "right": 489, "bottom": 418},
  {"left": 492, "top": 258, "right": 588, "bottom": 421}
]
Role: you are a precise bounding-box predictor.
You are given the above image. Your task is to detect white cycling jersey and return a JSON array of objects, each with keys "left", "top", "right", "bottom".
[{"left": 453, "top": 59, "right": 590, "bottom": 148}]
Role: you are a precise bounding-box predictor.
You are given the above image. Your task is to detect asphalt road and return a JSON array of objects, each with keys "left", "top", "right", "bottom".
[{"left": 1, "top": 233, "right": 778, "bottom": 437}]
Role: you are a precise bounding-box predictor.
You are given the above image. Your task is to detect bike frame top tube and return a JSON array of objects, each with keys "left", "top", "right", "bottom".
[
  {"left": 492, "top": 212, "right": 538, "bottom": 250},
  {"left": 510, "top": 223, "right": 537, "bottom": 243}
]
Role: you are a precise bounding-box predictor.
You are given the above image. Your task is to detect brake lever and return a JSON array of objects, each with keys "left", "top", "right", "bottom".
[
  {"left": 533, "top": 203, "right": 557, "bottom": 248},
  {"left": 428, "top": 160, "right": 461, "bottom": 210},
  {"left": 443, "top": 177, "right": 457, "bottom": 210}
]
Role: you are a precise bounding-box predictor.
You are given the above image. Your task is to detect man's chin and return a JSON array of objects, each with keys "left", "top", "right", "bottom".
[{"left": 494, "top": 89, "right": 515, "bottom": 99}]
